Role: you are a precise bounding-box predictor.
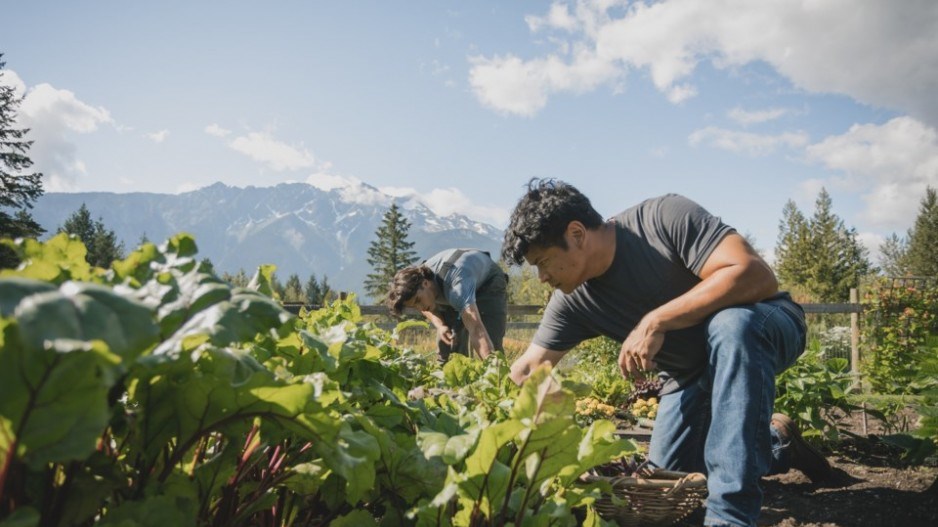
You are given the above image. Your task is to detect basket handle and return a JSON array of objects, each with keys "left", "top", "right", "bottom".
[{"left": 661, "top": 472, "right": 708, "bottom": 497}]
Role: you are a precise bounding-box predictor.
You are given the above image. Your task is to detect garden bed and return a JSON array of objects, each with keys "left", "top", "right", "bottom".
[{"left": 675, "top": 412, "right": 938, "bottom": 526}]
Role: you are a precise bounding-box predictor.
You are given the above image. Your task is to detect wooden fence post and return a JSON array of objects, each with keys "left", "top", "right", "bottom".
[
  {"left": 849, "top": 287, "right": 868, "bottom": 435},
  {"left": 850, "top": 287, "right": 860, "bottom": 378}
]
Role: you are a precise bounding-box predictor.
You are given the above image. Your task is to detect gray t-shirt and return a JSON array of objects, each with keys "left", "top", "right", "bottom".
[
  {"left": 423, "top": 249, "right": 500, "bottom": 313},
  {"left": 531, "top": 194, "right": 735, "bottom": 393}
]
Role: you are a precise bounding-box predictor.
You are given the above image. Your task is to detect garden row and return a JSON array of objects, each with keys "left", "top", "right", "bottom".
[{"left": 0, "top": 234, "right": 640, "bottom": 527}]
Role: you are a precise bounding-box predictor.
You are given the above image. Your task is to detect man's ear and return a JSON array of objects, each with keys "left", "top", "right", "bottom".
[{"left": 566, "top": 221, "right": 586, "bottom": 248}]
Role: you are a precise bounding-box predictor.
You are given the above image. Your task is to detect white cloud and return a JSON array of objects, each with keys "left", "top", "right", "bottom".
[
  {"left": 205, "top": 123, "right": 231, "bottom": 137},
  {"left": 377, "top": 186, "right": 508, "bottom": 227},
  {"left": 856, "top": 231, "right": 886, "bottom": 267},
  {"left": 688, "top": 126, "right": 809, "bottom": 156},
  {"left": 176, "top": 181, "right": 200, "bottom": 194},
  {"left": 146, "top": 129, "right": 169, "bottom": 143},
  {"left": 469, "top": 1, "right": 938, "bottom": 125},
  {"left": 306, "top": 172, "right": 360, "bottom": 192},
  {"left": 728, "top": 106, "right": 789, "bottom": 126},
  {"left": 805, "top": 116, "right": 938, "bottom": 230},
  {"left": 0, "top": 69, "right": 26, "bottom": 97},
  {"left": 227, "top": 131, "right": 315, "bottom": 171},
  {"left": 526, "top": 2, "right": 578, "bottom": 32},
  {"left": 420, "top": 187, "right": 509, "bottom": 226},
  {"left": 468, "top": 48, "right": 621, "bottom": 116},
  {"left": 12, "top": 81, "right": 114, "bottom": 191},
  {"left": 796, "top": 178, "right": 826, "bottom": 205}
]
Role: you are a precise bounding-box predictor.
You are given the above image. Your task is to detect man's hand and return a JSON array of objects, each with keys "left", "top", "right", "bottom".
[
  {"left": 509, "top": 344, "right": 566, "bottom": 385},
  {"left": 436, "top": 325, "right": 455, "bottom": 346},
  {"left": 619, "top": 316, "right": 664, "bottom": 377}
]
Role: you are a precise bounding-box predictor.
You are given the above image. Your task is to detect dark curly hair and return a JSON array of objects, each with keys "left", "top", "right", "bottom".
[
  {"left": 386, "top": 265, "right": 435, "bottom": 317},
  {"left": 501, "top": 178, "right": 604, "bottom": 265}
]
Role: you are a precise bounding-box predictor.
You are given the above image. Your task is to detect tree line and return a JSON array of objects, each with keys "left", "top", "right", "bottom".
[{"left": 2, "top": 52, "right": 936, "bottom": 306}]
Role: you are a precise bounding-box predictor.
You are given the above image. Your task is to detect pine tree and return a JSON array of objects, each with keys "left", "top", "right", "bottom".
[
  {"left": 305, "top": 273, "right": 323, "bottom": 305},
  {"left": 0, "top": 54, "right": 45, "bottom": 268},
  {"left": 320, "top": 275, "right": 334, "bottom": 304},
  {"left": 271, "top": 273, "right": 284, "bottom": 300},
  {"left": 879, "top": 233, "right": 910, "bottom": 277},
  {"left": 223, "top": 268, "right": 250, "bottom": 288},
  {"left": 905, "top": 186, "right": 938, "bottom": 277},
  {"left": 774, "top": 189, "right": 873, "bottom": 301},
  {"left": 59, "top": 203, "right": 125, "bottom": 268},
  {"left": 283, "top": 273, "right": 305, "bottom": 303},
  {"left": 364, "top": 203, "right": 418, "bottom": 301},
  {"left": 774, "top": 199, "right": 811, "bottom": 289},
  {"left": 807, "top": 189, "right": 873, "bottom": 301}
]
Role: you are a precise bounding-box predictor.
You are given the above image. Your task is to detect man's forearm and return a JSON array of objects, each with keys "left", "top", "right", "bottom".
[
  {"left": 422, "top": 310, "right": 446, "bottom": 330},
  {"left": 466, "top": 323, "right": 494, "bottom": 358},
  {"left": 646, "top": 261, "right": 777, "bottom": 332}
]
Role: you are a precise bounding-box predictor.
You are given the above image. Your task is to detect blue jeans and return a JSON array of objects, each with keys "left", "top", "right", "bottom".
[{"left": 648, "top": 293, "right": 807, "bottom": 527}]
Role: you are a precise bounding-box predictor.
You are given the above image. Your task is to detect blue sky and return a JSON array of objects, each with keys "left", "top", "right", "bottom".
[{"left": 3, "top": 1, "right": 937, "bottom": 264}]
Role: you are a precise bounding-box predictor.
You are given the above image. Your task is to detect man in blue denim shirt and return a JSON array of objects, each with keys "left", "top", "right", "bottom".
[
  {"left": 503, "top": 179, "right": 830, "bottom": 527},
  {"left": 387, "top": 249, "right": 507, "bottom": 361}
]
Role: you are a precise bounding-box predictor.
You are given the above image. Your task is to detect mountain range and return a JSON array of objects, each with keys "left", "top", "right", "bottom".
[{"left": 29, "top": 182, "right": 504, "bottom": 298}]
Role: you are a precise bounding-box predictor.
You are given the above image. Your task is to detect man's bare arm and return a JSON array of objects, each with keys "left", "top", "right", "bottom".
[
  {"left": 422, "top": 310, "right": 454, "bottom": 345},
  {"left": 619, "top": 233, "right": 779, "bottom": 375},
  {"left": 509, "top": 343, "right": 566, "bottom": 385},
  {"left": 461, "top": 302, "right": 494, "bottom": 359}
]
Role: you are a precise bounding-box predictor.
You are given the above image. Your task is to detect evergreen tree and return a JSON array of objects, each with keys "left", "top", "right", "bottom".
[
  {"left": 905, "top": 186, "right": 938, "bottom": 277},
  {"left": 320, "top": 275, "right": 335, "bottom": 304},
  {"left": 223, "top": 268, "right": 250, "bottom": 288},
  {"left": 506, "top": 264, "right": 552, "bottom": 306},
  {"left": 879, "top": 233, "right": 909, "bottom": 277},
  {"left": 0, "top": 54, "right": 45, "bottom": 268},
  {"left": 364, "top": 203, "right": 418, "bottom": 301},
  {"left": 305, "top": 273, "right": 323, "bottom": 305},
  {"left": 58, "top": 203, "right": 125, "bottom": 268},
  {"left": 774, "top": 189, "right": 873, "bottom": 301},
  {"left": 774, "top": 199, "right": 811, "bottom": 288},
  {"left": 283, "top": 273, "right": 305, "bottom": 303},
  {"left": 809, "top": 189, "right": 873, "bottom": 301},
  {"left": 199, "top": 257, "right": 216, "bottom": 274},
  {"left": 271, "top": 273, "right": 284, "bottom": 300}
]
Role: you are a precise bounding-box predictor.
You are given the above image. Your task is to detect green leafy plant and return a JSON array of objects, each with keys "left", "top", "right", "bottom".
[
  {"left": 559, "top": 337, "right": 632, "bottom": 408},
  {"left": 861, "top": 278, "right": 938, "bottom": 395},
  {"left": 774, "top": 348, "right": 854, "bottom": 442},
  {"left": 0, "top": 233, "right": 635, "bottom": 526}
]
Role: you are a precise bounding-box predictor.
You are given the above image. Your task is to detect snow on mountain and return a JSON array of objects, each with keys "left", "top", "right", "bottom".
[{"left": 29, "top": 181, "right": 505, "bottom": 298}]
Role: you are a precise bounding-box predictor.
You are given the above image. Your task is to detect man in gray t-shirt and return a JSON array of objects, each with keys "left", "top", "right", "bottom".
[
  {"left": 387, "top": 249, "right": 507, "bottom": 360},
  {"left": 501, "top": 179, "right": 830, "bottom": 527}
]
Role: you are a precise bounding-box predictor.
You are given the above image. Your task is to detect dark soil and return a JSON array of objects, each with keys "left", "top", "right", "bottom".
[
  {"left": 666, "top": 412, "right": 938, "bottom": 527},
  {"left": 756, "top": 435, "right": 937, "bottom": 527}
]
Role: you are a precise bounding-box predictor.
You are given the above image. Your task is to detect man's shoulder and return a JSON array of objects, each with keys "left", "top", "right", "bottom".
[{"left": 610, "top": 193, "right": 699, "bottom": 221}]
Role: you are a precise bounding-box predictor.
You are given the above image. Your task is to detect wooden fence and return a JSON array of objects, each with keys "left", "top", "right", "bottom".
[{"left": 282, "top": 288, "right": 864, "bottom": 374}]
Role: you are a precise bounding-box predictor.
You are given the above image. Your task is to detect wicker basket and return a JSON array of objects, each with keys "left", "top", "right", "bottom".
[{"left": 583, "top": 469, "right": 708, "bottom": 527}]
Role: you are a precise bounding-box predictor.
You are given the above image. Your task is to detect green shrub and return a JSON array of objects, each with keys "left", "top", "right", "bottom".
[
  {"left": 557, "top": 336, "right": 633, "bottom": 408},
  {"left": 775, "top": 347, "right": 854, "bottom": 442},
  {"left": 861, "top": 278, "right": 938, "bottom": 395}
]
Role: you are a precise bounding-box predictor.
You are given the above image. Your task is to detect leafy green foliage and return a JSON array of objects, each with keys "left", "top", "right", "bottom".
[
  {"left": 0, "top": 234, "right": 632, "bottom": 526},
  {"left": 774, "top": 348, "right": 854, "bottom": 442},
  {"left": 861, "top": 278, "right": 938, "bottom": 395},
  {"left": 506, "top": 264, "right": 552, "bottom": 306},
  {"left": 558, "top": 337, "right": 632, "bottom": 408}
]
